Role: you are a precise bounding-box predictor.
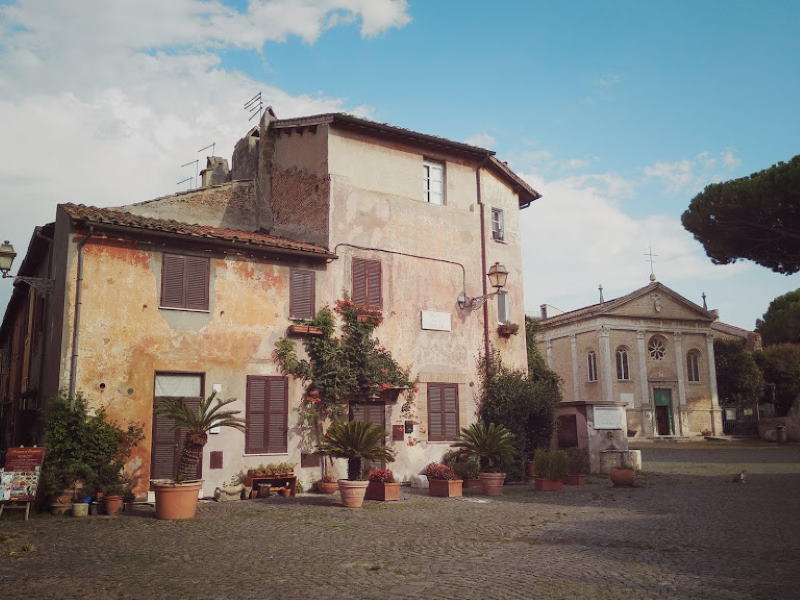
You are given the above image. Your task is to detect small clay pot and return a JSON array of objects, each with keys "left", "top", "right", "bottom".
[
  {"left": 609, "top": 467, "right": 635, "bottom": 487},
  {"left": 104, "top": 495, "right": 123, "bottom": 516}
]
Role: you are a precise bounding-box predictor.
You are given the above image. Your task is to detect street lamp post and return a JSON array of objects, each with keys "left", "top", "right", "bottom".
[
  {"left": 0, "top": 240, "right": 54, "bottom": 295},
  {"left": 457, "top": 262, "right": 509, "bottom": 311}
]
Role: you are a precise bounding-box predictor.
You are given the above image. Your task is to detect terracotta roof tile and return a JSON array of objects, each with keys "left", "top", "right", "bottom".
[{"left": 60, "top": 203, "right": 334, "bottom": 257}]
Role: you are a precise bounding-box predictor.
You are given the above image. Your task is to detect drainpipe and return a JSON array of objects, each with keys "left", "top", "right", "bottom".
[
  {"left": 475, "top": 156, "right": 491, "bottom": 377},
  {"left": 68, "top": 226, "right": 93, "bottom": 401}
]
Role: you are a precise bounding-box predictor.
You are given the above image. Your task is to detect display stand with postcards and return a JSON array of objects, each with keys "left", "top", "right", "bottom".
[{"left": 0, "top": 446, "right": 46, "bottom": 521}]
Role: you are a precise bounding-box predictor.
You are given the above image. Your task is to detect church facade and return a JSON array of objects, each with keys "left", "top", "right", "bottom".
[{"left": 535, "top": 280, "right": 724, "bottom": 441}]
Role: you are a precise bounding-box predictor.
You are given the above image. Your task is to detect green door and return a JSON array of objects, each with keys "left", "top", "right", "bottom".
[{"left": 653, "top": 388, "right": 674, "bottom": 435}]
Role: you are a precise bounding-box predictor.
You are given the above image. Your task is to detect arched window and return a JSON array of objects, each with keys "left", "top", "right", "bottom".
[
  {"left": 587, "top": 351, "right": 598, "bottom": 382},
  {"left": 687, "top": 350, "right": 701, "bottom": 382},
  {"left": 648, "top": 336, "right": 667, "bottom": 360},
  {"left": 616, "top": 347, "right": 630, "bottom": 380}
]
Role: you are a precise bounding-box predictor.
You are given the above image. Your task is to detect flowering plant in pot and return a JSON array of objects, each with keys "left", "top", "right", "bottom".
[
  {"left": 152, "top": 392, "right": 245, "bottom": 519},
  {"left": 442, "top": 449, "right": 481, "bottom": 488},
  {"left": 533, "top": 449, "right": 568, "bottom": 491},
  {"left": 317, "top": 421, "right": 395, "bottom": 508},
  {"left": 564, "top": 447, "right": 590, "bottom": 485},
  {"left": 424, "top": 462, "right": 462, "bottom": 497},
  {"left": 451, "top": 423, "right": 516, "bottom": 495},
  {"left": 365, "top": 468, "right": 401, "bottom": 501}
]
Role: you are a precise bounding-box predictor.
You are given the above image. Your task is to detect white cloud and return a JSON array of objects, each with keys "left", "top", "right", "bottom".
[
  {"left": 643, "top": 149, "right": 742, "bottom": 194},
  {"left": 597, "top": 74, "right": 621, "bottom": 87},
  {"left": 463, "top": 133, "right": 496, "bottom": 148},
  {"left": 0, "top": 0, "right": 411, "bottom": 311}
]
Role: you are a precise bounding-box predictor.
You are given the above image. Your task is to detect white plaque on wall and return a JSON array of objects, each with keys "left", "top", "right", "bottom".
[
  {"left": 421, "top": 310, "right": 451, "bottom": 332},
  {"left": 619, "top": 393, "right": 634, "bottom": 407},
  {"left": 594, "top": 406, "right": 624, "bottom": 430}
]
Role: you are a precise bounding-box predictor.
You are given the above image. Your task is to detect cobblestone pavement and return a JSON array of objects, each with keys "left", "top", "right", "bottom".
[{"left": 2, "top": 442, "right": 799, "bottom": 600}]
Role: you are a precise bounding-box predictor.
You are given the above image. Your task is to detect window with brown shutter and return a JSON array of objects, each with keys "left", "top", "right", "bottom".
[
  {"left": 246, "top": 375, "right": 288, "bottom": 454},
  {"left": 160, "top": 253, "right": 210, "bottom": 311},
  {"left": 352, "top": 258, "right": 382, "bottom": 308},
  {"left": 290, "top": 269, "right": 315, "bottom": 319},
  {"left": 427, "top": 383, "right": 459, "bottom": 441}
]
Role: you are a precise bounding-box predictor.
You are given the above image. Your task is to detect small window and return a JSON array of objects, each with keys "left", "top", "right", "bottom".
[
  {"left": 427, "top": 383, "right": 459, "bottom": 441},
  {"left": 687, "top": 351, "right": 701, "bottom": 382},
  {"left": 246, "top": 375, "right": 288, "bottom": 454},
  {"left": 497, "top": 290, "right": 510, "bottom": 323},
  {"left": 587, "top": 351, "right": 598, "bottom": 382},
  {"left": 160, "top": 253, "right": 209, "bottom": 311},
  {"left": 616, "top": 347, "right": 630, "bottom": 380},
  {"left": 491, "top": 208, "right": 505, "bottom": 241},
  {"left": 352, "top": 258, "right": 382, "bottom": 308},
  {"left": 648, "top": 336, "right": 666, "bottom": 360},
  {"left": 423, "top": 159, "right": 444, "bottom": 205},
  {"left": 290, "top": 269, "right": 315, "bottom": 319}
]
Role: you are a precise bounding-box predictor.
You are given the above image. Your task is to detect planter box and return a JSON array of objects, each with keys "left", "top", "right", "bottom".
[
  {"left": 497, "top": 324, "right": 519, "bottom": 337},
  {"left": 534, "top": 477, "right": 564, "bottom": 491},
  {"left": 287, "top": 324, "right": 324, "bottom": 337},
  {"left": 365, "top": 481, "right": 401, "bottom": 501},
  {"left": 462, "top": 478, "right": 482, "bottom": 489},
  {"left": 428, "top": 479, "right": 463, "bottom": 497},
  {"left": 565, "top": 474, "right": 587, "bottom": 486}
]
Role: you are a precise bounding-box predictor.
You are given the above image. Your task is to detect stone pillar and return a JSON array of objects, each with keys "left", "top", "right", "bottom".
[
  {"left": 545, "top": 340, "right": 553, "bottom": 369},
  {"left": 674, "top": 331, "right": 689, "bottom": 436},
  {"left": 570, "top": 334, "right": 581, "bottom": 402},
  {"left": 636, "top": 330, "right": 652, "bottom": 436},
  {"left": 599, "top": 325, "right": 613, "bottom": 403},
  {"left": 706, "top": 333, "right": 722, "bottom": 434}
]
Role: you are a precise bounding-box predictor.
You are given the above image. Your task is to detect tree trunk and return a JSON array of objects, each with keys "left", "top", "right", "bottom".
[
  {"left": 347, "top": 457, "right": 362, "bottom": 481},
  {"left": 177, "top": 431, "right": 207, "bottom": 481}
]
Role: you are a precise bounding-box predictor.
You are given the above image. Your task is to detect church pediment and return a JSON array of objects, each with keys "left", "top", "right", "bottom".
[{"left": 603, "top": 283, "right": 714, "bottom": 322}]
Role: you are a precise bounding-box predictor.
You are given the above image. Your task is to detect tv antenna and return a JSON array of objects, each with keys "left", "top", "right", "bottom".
[
  {"left": 244, "top": 92, "right": 263, "bottom": 122},
  {"left": 180, "top": 159, "right": 199, "bottom": 189},
  {"left": 176, "top": 177, "right": 193, "bottom": 190},
  {"left": 198, "top": 142, "right": 216, "bottom": 157}
]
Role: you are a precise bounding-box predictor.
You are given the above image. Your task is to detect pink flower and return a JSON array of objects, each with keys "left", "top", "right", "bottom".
[
  {"left": 309, "top": 390, "right": 319, "bottom": 396},
  {"left": 412, "top": 387, "right": 419, "bottom": 394}
]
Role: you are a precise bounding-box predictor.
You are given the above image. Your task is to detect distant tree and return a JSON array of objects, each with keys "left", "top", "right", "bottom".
[
  {"left": 755, "top": 289, "right": 800, "bottom": 346},
  {"left": 713, "top": 339, "right": 764, "bottom": 408},
  {"left": 756, "top": 344, "right": 800, "bottom": 416},
  {"left": 681, "top": 154, "right": 800, "bottom": 274}
]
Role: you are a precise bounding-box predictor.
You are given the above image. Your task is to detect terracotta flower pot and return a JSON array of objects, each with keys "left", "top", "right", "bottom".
[
  {"left": 609, "top": 467, "right": 635, "bottom": 487},
  {"left": 365, "top": 481, "right": 401, "bottom": 501},
  {"left": 317, "top": 481, "right": 338, "bottom": 495},
  {"left": 428, "top": 479, "right": 463, "bottom": 497},
  {"left": 534, "top": 477, "right": 564, "bottom": 491},
  {"left": 479, "top": 472, "right": 506, "bottom": 495},
  {"left": 463, "top": 478, "right": 483, "bottom": 489},
  {"left": 152, "top": 480, "right": 203, "bottom": 520},
  {"left": 566, "top": 474, "right": 588, "bottom": 485},
  {"left": 104, "top": 495, "right": 123, "bottom": 516},
  {"left": 278, "top": 487, "right": 292, "bottom": 497},
  {"left": 338, "top": 479, "right": 369, "bottom": 508}
]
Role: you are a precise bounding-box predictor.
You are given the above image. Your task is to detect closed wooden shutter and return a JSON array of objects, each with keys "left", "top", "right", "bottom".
[
  {"left": 290, "top": 269, "right": 315, "bottom": 319},
  {"left": 351, "top": 403, "right": 385, "bottom": 428},
  {"left": 352, "top": 258, "right": 381, "bottom": 308},
  {"left": 246, "top": 376, "right": 288, "bottom": 454},
  {"left": 151, "top": 400, "right": 177, "bottom": 479},
  {"left": 427, "top": 383, "right": 459, "bottom": 441},
  {"left": 184, "top": 256, "right": 209, "bottom": 311},
  {"left": 161, "top": 254, "right": 186, "bottom": 308}
]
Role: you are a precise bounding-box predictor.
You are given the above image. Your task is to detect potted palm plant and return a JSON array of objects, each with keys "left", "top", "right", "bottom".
[
  {"left": 151, "top": 392, "right": 245, "bottom": 519},
  {"left": 317, "top": 421, "right": 395, "bottom": 508},
  {"left": 451, "top": 423, "right": 515, "bottom": 496},
  {"left": 533, "top": 449, "right": 568, "bottom": 491}
]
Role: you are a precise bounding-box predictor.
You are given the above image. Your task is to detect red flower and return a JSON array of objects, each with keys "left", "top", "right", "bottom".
[{"left": 379, "top": 382, "right": 392, "bottom": 390}]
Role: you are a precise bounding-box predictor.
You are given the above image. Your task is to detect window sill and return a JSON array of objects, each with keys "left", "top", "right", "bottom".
[
  {"left": 243, "top": 453, "right": 289, "bottom": 457},
  {"left": 492, "top": 238, "right": 508, "bottom": 245},
  {"left": 426, "top": 440, "right": 456, "bottom": 445},
  {"left": 159, "top": 306, "right": 210, "bottom": 314}
]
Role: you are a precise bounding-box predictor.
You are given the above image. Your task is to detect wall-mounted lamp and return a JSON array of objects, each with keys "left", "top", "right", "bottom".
[
  {"left": 0, "top": 240, "right": 54, "bottom": 295},
  {"left": 458, "top": 262, "right": 509, "bottom": 311}
]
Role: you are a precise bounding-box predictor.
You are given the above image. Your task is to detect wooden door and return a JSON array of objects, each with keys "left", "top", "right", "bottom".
[{"left": 653, "top": 388, "right": 674, "bottom": 435}]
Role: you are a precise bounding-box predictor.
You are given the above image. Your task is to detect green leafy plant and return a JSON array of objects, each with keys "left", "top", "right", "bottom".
[
  {"left": 564, "top": 447, "right": 590, "bottom": 476},
  {"left": 450, "top": 423, "right": 516, "bottom": 473},
  {"left": 534, "top": 449, "right": 568, "bottom": 480},
  {"left": 154, "top": 391, "right": 245, "bottom": 482},
  {"left": 317, "top": 421, "right": 395, "bottom": 480},
  {"left": 441, "top": 449, "right": 480, "bottom": 480}
]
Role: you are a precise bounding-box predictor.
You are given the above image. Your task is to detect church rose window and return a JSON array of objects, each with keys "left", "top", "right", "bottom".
[{"left": 648, "top": 337, "right": 666, "bottom": 360}]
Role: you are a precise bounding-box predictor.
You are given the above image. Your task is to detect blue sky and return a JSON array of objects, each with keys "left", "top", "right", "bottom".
[{"left": 0, "top": 0, "right": 798, "bottom": 328}]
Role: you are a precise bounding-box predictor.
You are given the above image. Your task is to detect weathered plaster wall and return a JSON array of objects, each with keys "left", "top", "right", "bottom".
[{"left": 122, "top": 181, "right": 258, "bottom": 232}]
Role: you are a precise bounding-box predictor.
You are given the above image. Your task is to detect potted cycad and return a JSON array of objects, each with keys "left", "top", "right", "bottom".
[
  {"left": 451, "top": 423, "right": 515, "bottom": 496},
  {"left": 152, "top": 392, "right": 245, "bottom": 519},
  {"left": 317, "top": 421, "right": 395, "bottom": 508}
]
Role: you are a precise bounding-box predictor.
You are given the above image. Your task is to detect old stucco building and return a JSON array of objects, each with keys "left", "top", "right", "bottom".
[
  {"left": 0, "top": 110, "right": 538, "bottom": 498},
  {"left": 536, "top": 279, "right": 725, "bottom": 456}
]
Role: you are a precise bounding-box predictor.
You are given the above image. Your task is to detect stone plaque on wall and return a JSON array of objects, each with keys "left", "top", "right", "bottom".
[
  {"left": 594, "top": 406, "right": 624, "bottom": 430},
  {"left": 421, "top": 310, "right": 451, "bottom": 331}
]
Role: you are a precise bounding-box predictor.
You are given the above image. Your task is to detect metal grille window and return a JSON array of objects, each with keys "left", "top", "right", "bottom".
[
  {"left": 616, "top": 347, "right": 630, "bottom": 380},
  {"left": 587, "top": 351, "right": 598, "bottom": 382},
  {"left": 423, "top": 159, "right": 444, "bottom": 205}
]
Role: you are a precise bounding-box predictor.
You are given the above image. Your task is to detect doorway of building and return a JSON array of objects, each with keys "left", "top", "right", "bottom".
[
  {"left": 151, "top": 373, "right": 204, "bottom": 481},
  {"left": 349, "top": 401, "right": 386, "bottom": 475},
  {"left": 653, "top": 388, "right": 674, "bottom": 436},
  {"left": 557, "top": 414, "right": 579, "bottom": 448}
]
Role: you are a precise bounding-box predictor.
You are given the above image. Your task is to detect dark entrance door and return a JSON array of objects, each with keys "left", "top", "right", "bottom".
[
  {"left": 350, "top": 402, "right": 386, "bottom": 475},
  {"left": 653, "top": 388, "right": 674, "bottom": 435},
  {"left": 557, "top": 414, "right": 579, "bottom": 448}
]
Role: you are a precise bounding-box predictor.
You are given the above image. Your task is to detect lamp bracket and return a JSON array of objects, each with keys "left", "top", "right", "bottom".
[
  {"left": 458, "top": 290, "right": 499, "bottom": 311},
  {"left": 5, "top": 274, "right": 55, "bottom": 295}
]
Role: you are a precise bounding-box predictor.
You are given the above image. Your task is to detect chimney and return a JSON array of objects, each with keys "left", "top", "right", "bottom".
[
  {"left": 200, "top": 157, "right": 230, "bottom": 187},
  {"left": 540, "top": 304, "right": 548, "bottom": 319}
]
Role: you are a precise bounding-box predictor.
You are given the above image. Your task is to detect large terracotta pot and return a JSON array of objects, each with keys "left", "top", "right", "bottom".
[
  {"left": 463, "top": 478, "right": 483, "bottom": 489},
  {"left": 565, "top": 474, "right": 587, "bottom": 486},
  {"left": 104, "top": 495, "right": 123, "bottom": 516},
  {"left": 428, "top": 479, "right": 463, "bottom": 497},
  {"left": 479, "top": 472, "right": 506, "bottom": 496},
  {"left": 365, "top": 481, "right": 401, "bottom": 501},
  {"left": 153, "top": 480, "right": 203, "bottom": 520},
  {"left": 338, "top": 480, "right": 369, "bottom": 508},
  {"left": 534, "top": 477, "right": 564, "bottom": 491},
  {"left": 609, "top": 467, "right": 635, "bottom": 487}
]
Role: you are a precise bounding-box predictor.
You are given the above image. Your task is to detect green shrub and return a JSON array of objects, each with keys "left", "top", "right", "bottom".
[
  {"left": 564, "top": 447, "right": 590, "bottom": 475},
  {"left": 533, "top": 449, "right": 568, "bottom": 480},
  {"left": 441, "top": 449, "right": 480, "bottom": 480}
]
